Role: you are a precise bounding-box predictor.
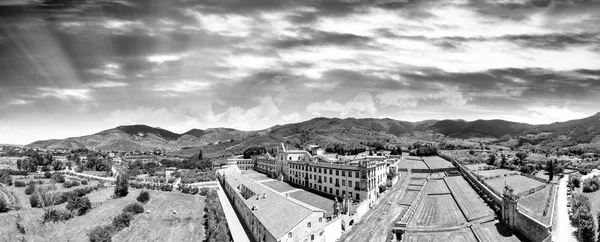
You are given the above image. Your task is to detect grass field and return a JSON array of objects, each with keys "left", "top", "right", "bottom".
[
  {"left": 424, "top": 180, "right": 450, "bottom": 195},
  {"left": 422, "top": 156, "right": 454, "bottom": 169},
  {"left": 583, "top": 189, "right": 600, "bottom": 217},
  {"left": 409, "top": 179, "right": 427, "bottom": 186},
  {"left": 411, "top": 173, "right": 430, "bottom": 179},
  {"left": 465, "top": 163, "right": 493, "bottom": 171},
  {"left": 240, "top": 170, "right": 272, "bottom": 181},
  {"left": 399, "top": 191, "right": 419, "bottom": 205},
  {"left": 472, "top": 221, "right": 522, "bottom": 242},
  {"left": 429, "top": 173, "right": 446, "bottom": 179},
  {"left": 486, "top": 175, "right": 545, "bottom": 195},
  {"left": 82, "top": 170, "right": 108, "bottom": 177},
  {"left": 407, "top": 185, "right": 423, "bottom": 191},
  {"left": 288, "top": 190, "right": 334, "bottom": 216},
  {"left": 403, "top": 228, "right": 477, "bottom": 242},
  {"left": 398, "top": 158, "right": 429, "bottom": 170},
  {"left": 477, "top": 169, "right": 519, "bottom": 179},
  {"left": 410, "top": 194, "right": 466, "bottom": 228},
  {"left": 518, "top": 185, "right": 554, "bottom": 225},
  {"left": 262, "top": 181, "right": 297, "bottom": 193},
  {"left": 534, "top": 171, "right": 559, "bottom": 183},
  {"left": 445, "top": 176, "right": 495, "bottom": 221},
  {"left": 0, "top": 185, "right": 208, "bottom": 242}
]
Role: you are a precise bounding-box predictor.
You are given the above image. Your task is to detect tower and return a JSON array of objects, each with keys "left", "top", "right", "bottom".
[{"left": 502, "top": 184, "right": 518, "bottom": 228}]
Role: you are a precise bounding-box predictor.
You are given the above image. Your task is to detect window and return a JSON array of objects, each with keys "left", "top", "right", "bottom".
[
  {"left": 311, "top": 235, "right": 315, "bottom": 240},
  {"left": 356, "top": 172, "right": 359, "bottom": 177},
  {"left": 342, "top": 171, "right": 345, "bottom": 176},
  {"left": 349, "top": 181, "right": 353, "bottom": 187},
  {"left": 336, "top": 170, "right": 339, "bottom": 176},
  {"left": 319, "top": 217, "right": 323, "bottom": 222},
  {"left": 342, "top": 180, "right": 345, "bottom": 186},
  {"left": 330, "top": 188, "right": 332, "bottom": 193},
  {"left": 319, "top": 168, "right": 322, "bottom": 173},
  {"left": 336, "top": 189, "right": 339, "bottom": 195},
  {"left": 356, "top": 193, "right": 360, "bottom": 200},
  {"left": 308, "top": 222, "right": 311, "bottom": 228},
  {"left": 329, "top": 169, "right": 332, "bottom": 175},
  {"left": 288, "top": 232, "right": 293, "bottom": 238},
  {"left": 329, "top": 177, "right": 332, "bottom": 183},
  {"left": 349, "top": 172, "right": 352, "bottom": 178}
]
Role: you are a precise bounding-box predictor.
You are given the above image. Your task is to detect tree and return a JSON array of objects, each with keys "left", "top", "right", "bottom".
[
  {"left": 579, "top": 205, "right": 596, "bottom": 242},
  {"left": 0, "top": 196, "right": 8, "bottom": 213},
  {"left": 547, "top": 159, "right": 554, "bottom": 182},
  {"left": 487, "top": 154, "right": 496, "bottom": 165},
  {"left": 114, "top": 174, "right": 129, "bottom": 198},
  {"left": 51, "top": 173, "right": 65, "bottom": 183},
  {"left": 515, "top": 151, "right": 528, "bottom": 164},
  {"left": 112, "top": 212, "right": 134, "bottom": 229},
  {"left": 87, "top": 225, "right": 113, "bottom": 242},
  {"left": 197, "top": 149, "right": 203, "bottom": 160},
  {"left": 66, "top": 197, "right": 91, "bottom": 215},
  {"left": 136, "top": 191, "right": 150, "bottom": 204},
  {"left": 0, "top": 170, "right": 12, "bottom": 186}
]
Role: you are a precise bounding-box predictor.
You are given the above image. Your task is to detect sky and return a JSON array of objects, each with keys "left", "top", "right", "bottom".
[{"left": 0, "top": 0, "right": 600, "bottom": 144}]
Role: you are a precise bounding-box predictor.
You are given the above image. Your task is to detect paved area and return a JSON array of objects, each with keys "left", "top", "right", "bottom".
[
  {"left": 338, "top": 173, "right": 410, "bottom": 242},
  {"left": 216, "top": 182, "right": 251, "bottom": 242},
  {"left": 553, "top": 175, "right": 578, "bottom": 242}
]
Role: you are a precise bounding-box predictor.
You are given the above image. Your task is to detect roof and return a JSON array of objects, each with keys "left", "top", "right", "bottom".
[{"left": 224, "top": 172, "right": 324, "bottom": 239}]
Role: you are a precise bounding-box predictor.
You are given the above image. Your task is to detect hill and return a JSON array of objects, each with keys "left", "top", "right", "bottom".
[{"left": 26, "top": 113, "right": 600, "bottom": 156}]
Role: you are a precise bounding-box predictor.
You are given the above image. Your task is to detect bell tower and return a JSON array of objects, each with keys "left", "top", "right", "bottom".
[{"left": 502, "top": 184, "right": 518, "bottom": 228}]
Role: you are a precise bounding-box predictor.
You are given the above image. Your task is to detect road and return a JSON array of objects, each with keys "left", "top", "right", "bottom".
[
  {"left": 552, "top": 175, "right": 577, "bottom": 242},
  {"left": 338, "top": 173, "right": 410, "bottom": 242}
]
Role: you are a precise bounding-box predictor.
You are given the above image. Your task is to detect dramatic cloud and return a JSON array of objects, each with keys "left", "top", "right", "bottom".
[{"left": 307, "top": 92, "right": 377, "bottom": 116}]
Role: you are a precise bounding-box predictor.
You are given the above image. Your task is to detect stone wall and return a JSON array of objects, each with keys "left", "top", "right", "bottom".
[{"left": 515, "top": 210, "right": 551, "bottom": 242}]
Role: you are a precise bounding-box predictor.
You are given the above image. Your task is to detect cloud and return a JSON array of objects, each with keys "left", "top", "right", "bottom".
[
  {"left": 223, "top": 96, "right": 281, "bottom": 130},
  {"left": 306, "top": 91, "right": 377, "bottom": 116},
  {"left": 148, "top": 80, "right": 212, "bottom": 93},
  {"left": 281, "top": 112, "right": 302, "bottom": 123},
  {"left": 88, "top": 80, "right": 129, "bottom": 88},
  {"left": 147, "top": 54, "right": 187, "bottom": 64},
  {"left": 376, "top": 88, "right": 469, "bottom": 108},
  {"left": 9, "top": 99, "right": 31, "bottom": 105},
  {"left": 35, "top": 87, "right": 92, "bottom": 102},
  {"left": 106, "top": 107, "right": 177, "bottom": 125}
]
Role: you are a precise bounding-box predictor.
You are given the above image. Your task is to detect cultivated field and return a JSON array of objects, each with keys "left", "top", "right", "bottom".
[
  {"left": 409, "top": 179, "right": 427, "bottom": 186},
  {"left": 409, "top": 194, "right": 466, "bottom": 228},
  {"left": 403, "top": 228, "right": 478, "bottom": 242},
  {"left": 398, "top": 158, "right": 429, "bottom": 170},
  {"left": 486, "top": 175, "right": 545, "bottom": 195},
  {"left": 411, "top": 173, "right": 429, "bottom": 179},
  {"left": 445, "top": 176, "right": 495, "bottom": 221},
  {"left": 518, "top": 185, "right": 555, "bottom": 225},
  {"left": 407, "top": 185, "right": 423, "bottom": 191},
  {"left": 399, "top": 191, "right": 419, "bottom": 205},
  {"left": 424, "top": 180, "right": 450, "bottom": 195},
  {"left": 422, "top": 156, "right": 454, "bottom": 169},
  {"left": 477, "top": 169, "right": 519, "bottom": 179},
  {"left": 429, "top": 172, "right": 446, "bottom": 179},
  {"left": 472, "top": 221, "right": 522, "bottom": 242}
]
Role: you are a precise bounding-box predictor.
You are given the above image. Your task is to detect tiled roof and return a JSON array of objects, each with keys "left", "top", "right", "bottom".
[{"left": 224, "top": 172, "right": 324, "bottom": 239}]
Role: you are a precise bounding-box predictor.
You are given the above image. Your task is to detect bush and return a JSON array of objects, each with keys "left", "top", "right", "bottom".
[
  {"left": 44, "top": 171, "right": 52, "bottom": 179},
  {"left": 81, "top": 179, "right": 88, "bottom": 185},
  {"left": 14, "top": 181, "right": 26, "bottom": 187},
  {"left": 123, "top": 203, "right": 144, "bottom": 215},
  {"left": 25, "top": 183, "right": 36, "bottom": 195},
  {"left": 43, "top": 209, "right": 73, "bottom": 223},
  {"left": 137, "top": 191, "right": 150, "bottom": 204},
  {"left": 16, "top": 222, "right": 25, "bottom": 234},
  {"left": 62, "top": 180, "right": 80, "bottom": 188},
  {"left": 114, "top": 175, "right": 129, "bottom": 198},
  {"left": 583, "top": 177, "right": 600, "bottom": 193},
  {"left": 88, "top": 225, "right": 114, "bottom": 242},
  {"left": 51, "top": 173, "right": 65, "bottom": 183},
  {"left": 66, "top": 197, "right": 92, "bottom": 216},
  {"left": 112, "top": 212, "right": 134, "bottom": 230},
  {"left": 0, "top": 170, "right": 12, "bottom": 186},
  {"left": 0, "top": 196, "right": 8, "bottom": 213},
  {"left": 199, "top": 187, "right": 210, "bottom": 196}
]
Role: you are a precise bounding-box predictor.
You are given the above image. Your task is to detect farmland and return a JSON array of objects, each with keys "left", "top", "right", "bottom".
[
  {"left": 409, "top": 194, "right": 466, "bottom": 228},
  {"left": 445, "top": 176, "right": 495, "bottom": 221},
  {"left": 485, "top": 175, "right": 545, "bottom": 195},
  {"left": 399, "top": 190, "right": 419, "bottom": 205},
  {"left": 398, "top": 157, "right": 429, "bottom": 170},
  {"left": 422, "top": 156, "right": 454, "bottom": 169},
  {"left": 424, "top": 180, "right": 450, "bottom": 195},
  {"left": 403, "top": 228, "right": 478, "bottom": 242},
  {"left": 472, "top": 221, "right": 522, "bottom": 242},
  {"left": 477, "top": 169, "right": 519, "bottom": 179}
]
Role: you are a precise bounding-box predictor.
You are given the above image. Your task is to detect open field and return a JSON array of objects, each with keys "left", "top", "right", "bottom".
[
  {"left": 288, "top": 189, "right": 334, "bottom": 216},
  {"left": 422, "top": 156, "right": 454, "bottom": 169},
  {"left": 472, "top": 221, "right": 522, "bottom": 242},
  {"left": 445, "top": 176, "right": 495, "bottom": 221},
  {"left": 424, "top": 180, "right": 450, "bottom": 195},
  {"left": 534, "top": 171, "right": 559, "bottom": 183},
  {"left": 477, "top": 169, "right": 519, "bottom": 179},
  {"left": 486, "top": 175, "right": 545, "bottom": 195},
  {"left": 411, "top": 173, "right": 429, "bottom": 179},
  {"left": 409, "top": 194, "right": 466, "bottom": 228},
  {"left": 0, "top": 185, "right": 207, "bottom": 242},
  {"left": 518, "top": 185, "right": 554, "bottom": 225},
  {"left": 398, "top": 158, "right": 429, "bottom": 170},
  {"left": 399, "top": 190, "right": 419, "bottom": 205},
  {"left": 429, "top": 173, "right": 445, "bottom": 179},
  {"left": 240, "top": 170, "right": 271, "bottom": 181},
  {"left": 407, "top": 185, "right": 423, "bottom": 191},
  {"left": 112, "top": 190, "right": 206, "bottom": 242},
  {"left": 409, "top": 179, "right": 427, "bottom": 186},
  {"left": 262, "top": 181, "right": 297, "bottom": 193},
  {"left": 82, "top": 170, "right": 109, "bottom": 177},
  {"left": 403, "top": 228, "right": 478, "bottom": 242},
  {"left": 583, "top": 189, "right": 600, "bottom": 216}
]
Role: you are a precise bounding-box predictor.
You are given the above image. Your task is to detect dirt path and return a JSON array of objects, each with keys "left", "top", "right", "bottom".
[
  {"left": 552, "top": 175, "right": 578, "bottom": 242},
  {"left": 339, "top": 173, "right": 410, "bottom": 242}
]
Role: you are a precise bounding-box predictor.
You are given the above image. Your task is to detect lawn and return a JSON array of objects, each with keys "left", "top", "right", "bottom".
[
  {"left": 112, "top": 190, "right": 206, "bottom": 242},
  {"left": 410, "top": 194, "right": 466, "bottom": 228},
  {"left": 486, "top": 175, "right": 545, "bottom": 196},
  {"left": 288, "top": 190, "right": 334, "bottom": 216},
  {"left": 583, "top": 189, "right": 600, "bottom": 216},
  {"left": 429, "top": 173, "right": 446, "bottom": 179},
  {"left": 262, "top": 181, "right": 297, "bottom": 193},
  {"left": 422, "top": 156, "right": 454, "bottom": 169},
  {"left": 445, "top": 176, "right": 495, "bottom": 221},
  {"left": 534, "top": 171, "right": 559, "bottom": 183},
  {"left": 472, "top": 221, "right": 522, "bottom": 242},
  {"left": 240, "top": 170, "right": 272, "bottom": 181},
  {"left": 409, "top": 179, "right": 427, "bottom": 186},
  {"left": 477, "top": 169, "right": 519, "bottom": 179},
  {"left": 403, "top": 228, "right": 477, "bottom": 242},
  {"left": 82, "top": 170, "right": 108, "bottom": 177},
  {"left": 407, "top": 185, "right": 423, "bottom": 191},
  {"left": 411, "top": 173, "right": 430, "bottom": 179},
  {"left": 424, "top": 180, "right": 450, "bottom": 195},
  {"left": 518, "top": 185, "right": 554, "bottom": 225},
  {"left": 399, "top": 191, "right": 419, "bottom": 205},
  {"left": 398, "top": 158, "right": 429, "bottom": 170},
  {"left": 0, "top": 186, "right": 208, "bottom": 242}
]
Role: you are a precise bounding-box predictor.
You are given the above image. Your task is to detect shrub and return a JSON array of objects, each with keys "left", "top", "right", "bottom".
[
  {"left": 114, "top": 175, "right": 129, "bottom": 198},
  {"left": 16, "top": 222, "right": 25, "bottom": 234},
  {"left": 44, "top": 171, "right": 52, "bottom": 179},
  {"left": 43, "top": 209, "right": 73, "bottom": 223},
  {"left": 62, "top": 180, "right": 80, "bottom": 188},
  {"left": 88, "top": 225, "right": 114, "bottom": 242},
  {"left": 81, "top": 179, "right": 88, "bottom": 185},
  {"left": 137, "top": 191, "right": 150, "bottom": 204},
  {"left": 66, "top": 197, "right": 92, "bottom": 216},
  {"left": 14, "top": 181, "right": 26, "bottom": 187},
  {"left": 123, "top": 203, "right": 144, "bottom": 215},
  {"left": 583, "top": 177, "right": 600, "bottom": 193},
  {"left": 0, "top": 196, "right": 8, "bottom": 213},
  {"left": 112, "top": 212, "right": 134, "bottom": 230},
  {"left": 25, "top": 183, "right": 36, "bottom": 195},
  {"left": 51, "top": 173, "right": 65, "bottom": 183},
  {"left": 199, "top": 187, "right": 210, "bottom": 196},
  {"left": 0, "top": 170, "right": 12, "bottom": 186}
]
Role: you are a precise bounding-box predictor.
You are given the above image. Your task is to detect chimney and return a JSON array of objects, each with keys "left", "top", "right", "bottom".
[{"left": 263, "top": 193, "right": 266, "bottom": 199}]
